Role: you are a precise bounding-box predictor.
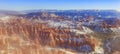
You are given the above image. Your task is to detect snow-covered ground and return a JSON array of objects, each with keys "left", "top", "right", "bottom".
[
  {"left": 70, "top": 26, "right": 93, "bottom": 34},
  {"left": 47, "top": 20, "right": 70, "bottom": 28},
  {"left": 46, "top": 20, "right": 94, "bottom": 34}
]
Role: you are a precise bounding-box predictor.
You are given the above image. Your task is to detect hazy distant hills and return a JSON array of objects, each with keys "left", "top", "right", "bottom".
[
  {"left": 23, "top": 10, "right": 120, "bottom": 19},
  {"left": 0, "top": 9, "right": 119, "bottom": 18},
  {"left": 0, "top": 10, "right": 25, "bottom": 16},
  {"left": 21, "top": 10, "right": 120, "bottom": 33}
]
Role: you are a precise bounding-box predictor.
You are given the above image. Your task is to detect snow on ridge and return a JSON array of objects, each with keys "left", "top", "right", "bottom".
[
  {"left": 47, "top": 20, "right": 70, "bottom": 28},
  {"left": 45, "top": 20, "right": 94, "bottom": 34},
  {"left": 70, "top": 26, "right": 93, "bottom": 34},
  {"left": 0, "top": 16, "right": 11, "bottom": 21}
]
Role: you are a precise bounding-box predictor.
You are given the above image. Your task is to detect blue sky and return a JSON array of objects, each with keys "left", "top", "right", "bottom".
[{"left": 0, "top": 0, "right": 120, "bottom": 11}]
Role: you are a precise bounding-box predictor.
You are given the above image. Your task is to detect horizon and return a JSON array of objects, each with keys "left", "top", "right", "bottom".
[{"left": 0, "top": 9, "right": 120, "bottom": 12}]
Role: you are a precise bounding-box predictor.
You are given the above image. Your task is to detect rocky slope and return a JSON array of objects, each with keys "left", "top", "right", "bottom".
[
  {"left": 0, "top": 16, "right": 102, "bottom": 54},
  {"left": 0, "top": 10, "right": 120, "bottom": 54}
]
